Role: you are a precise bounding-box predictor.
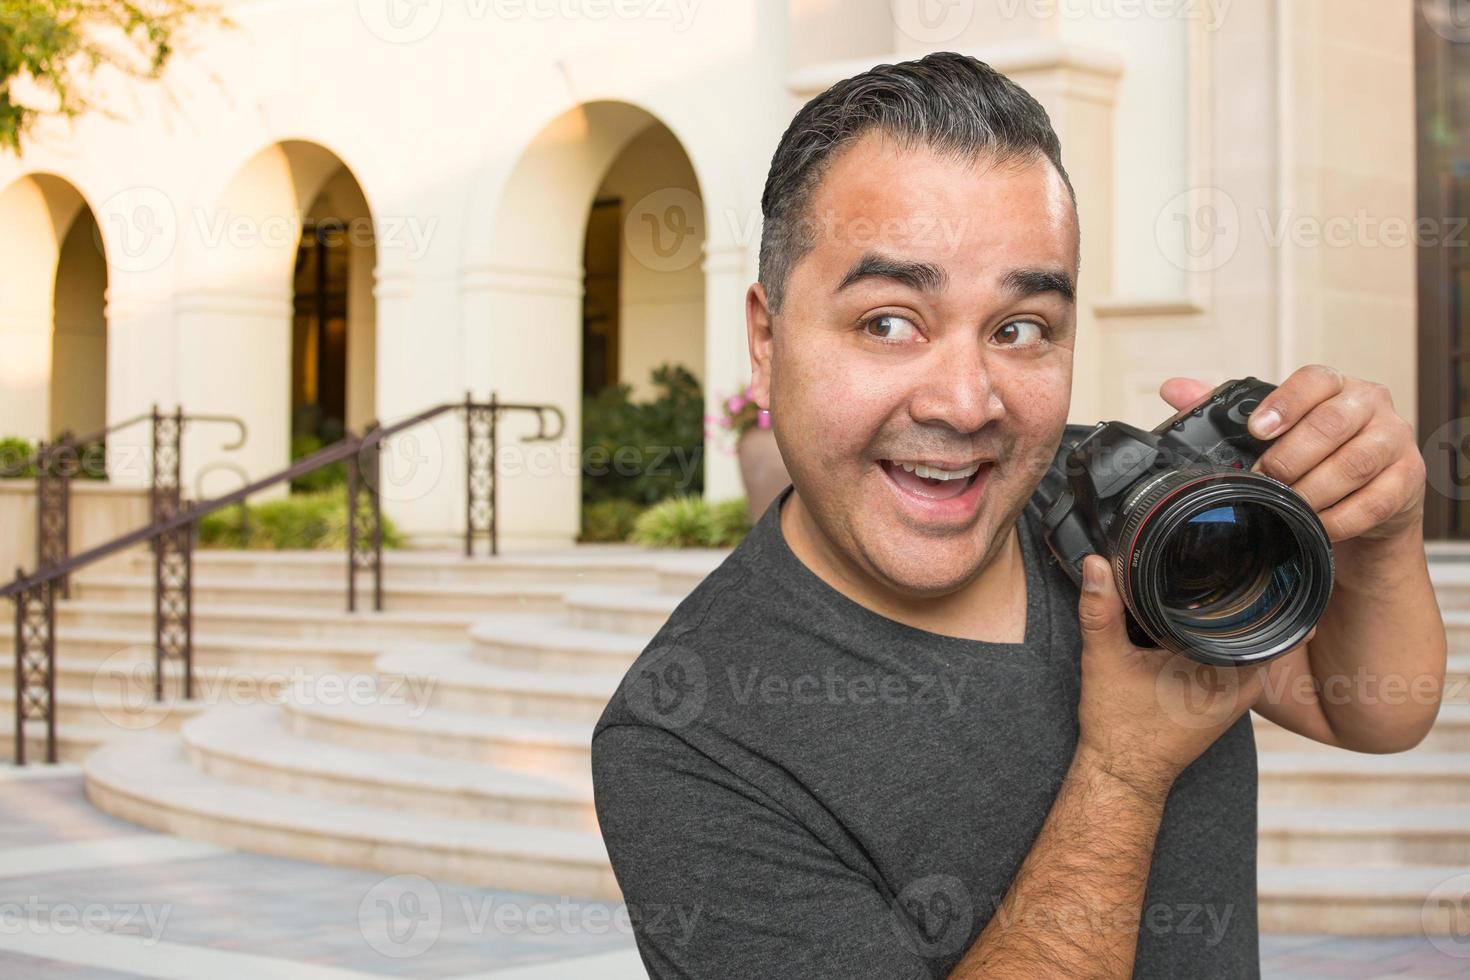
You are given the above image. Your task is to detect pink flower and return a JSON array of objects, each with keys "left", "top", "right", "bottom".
[{"left": 726, "top": 394, "right": 747, "bottom": 414}]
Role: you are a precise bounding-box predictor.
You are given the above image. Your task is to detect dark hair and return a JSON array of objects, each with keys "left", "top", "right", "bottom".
[{"left": 757, "top": 51, "right": 1076, "bottom": 314}]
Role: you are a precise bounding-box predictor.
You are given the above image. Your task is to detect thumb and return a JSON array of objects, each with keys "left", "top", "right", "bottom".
[{"left": 1077, "top": 554, "right": 1131, "bottom": 650}]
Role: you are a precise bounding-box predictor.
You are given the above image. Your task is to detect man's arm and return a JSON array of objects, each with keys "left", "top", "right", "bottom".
[
  {"left": 946, "top": 745, "right": 1167, "bottom": 977},
  {"left": 1252, "top": 521, "right": 1447, "bottom": 753}
]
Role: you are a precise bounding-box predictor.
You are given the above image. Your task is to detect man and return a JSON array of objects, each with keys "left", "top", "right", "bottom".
[{"left": 591, "top": 51, "right": 1445, "bottom": 979}]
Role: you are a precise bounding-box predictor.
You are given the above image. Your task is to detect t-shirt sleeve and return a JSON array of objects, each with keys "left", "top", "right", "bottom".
[{"left": 591, "top": 722, "right": 937, "bottom": 980}]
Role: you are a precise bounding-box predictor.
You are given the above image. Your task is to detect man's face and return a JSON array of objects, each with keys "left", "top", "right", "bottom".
[{"left": 747, "top": 129, "right": 1079, "bottom": 597}]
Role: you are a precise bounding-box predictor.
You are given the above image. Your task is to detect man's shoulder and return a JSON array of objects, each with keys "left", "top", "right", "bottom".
[{"left": 591, "top": 541, "right": 765, "bottom": 744}]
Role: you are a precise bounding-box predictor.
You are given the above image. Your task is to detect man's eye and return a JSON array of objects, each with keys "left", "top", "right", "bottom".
[
  {"left": 862, "top": 314, "right": 920, "bottom": 343},
  {"left": 995, "top": 320, "right": 1048, "bottom": 346}
]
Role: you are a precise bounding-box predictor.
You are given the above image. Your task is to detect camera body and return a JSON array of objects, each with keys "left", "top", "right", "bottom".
[{"left": 1035, "top": 377, "right": 1335, "bottom": 666}]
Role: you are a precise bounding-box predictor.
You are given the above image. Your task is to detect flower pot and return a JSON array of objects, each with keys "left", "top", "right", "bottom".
[{"left": 736, "top": 426, "right": 790, "bottom": 525}]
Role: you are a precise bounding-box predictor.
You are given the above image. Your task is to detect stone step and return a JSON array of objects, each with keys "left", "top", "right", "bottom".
[
  {"left": 1259, "top": 805, "right": 1470, "bottom": 866},
  {"left": 1257, "top": 864, "right": 1470, "bottom": 935},
  {"left": 71, "top": 574, "right": 568, "bottom": 615},
  {"left": 1259, "top": 750, "right": 1470, "bottom": 806},
  {"left": 1253, "top": 703, "right": 1470, "bottom": 754},
  {"left": 373, "top": 647, "right": 620, "bottom": 723},
  {"left": 181, "top": 705, "right": 598, "bottom": 832},
  {"left": 0, "top": 724, "right": 141, "bottom": 764},
  {"left": 564, "top": 586, "right": 681, "bottom": 636},
  {"left": 0, "top": 686, "right": 209, "bottom": 734},
  {"left": 0, "top": 626, "right": 385, "bottom": 671},
  {"left": 120, "top": 545, "right": 667, "bottom": 587},
  {"left": 0, "top": 655, "right": 288, "bottom": 704},
  {"left": 1426, "top": 555, "right": 1470, "bottom": 609},
  {"left": 652, "top": 552, "right": 727, "bottom": 595},
  {"left": 83, "top": 733, "right": 620, "bottom": 900},
  {"left": 281, "top": 697, "right": 594, "bottom": 785},
  {"left": 57, "top": 600, "right": 482, "bottom": 644},
  {"left": 468, "top": 614, "right": 649, "bottom": 673}
]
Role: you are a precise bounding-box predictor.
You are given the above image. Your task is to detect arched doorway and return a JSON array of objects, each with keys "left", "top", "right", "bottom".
[
  {"left": 480, "top": 102, "right": 707, "bottom": 545},
  {"left": 179, "top": 142, "right": 376, "bottom": 487},
  {"left": 0, "top": 174, "right": 108, "bottom": 443}
]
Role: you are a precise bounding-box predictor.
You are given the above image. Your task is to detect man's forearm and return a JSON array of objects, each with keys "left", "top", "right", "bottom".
[
  {"left": 1307, "top": 521, "right": 1446, "bottom": 750},
  {"left": 947, "top": 746, "right": 1168, "bottom": 978}
]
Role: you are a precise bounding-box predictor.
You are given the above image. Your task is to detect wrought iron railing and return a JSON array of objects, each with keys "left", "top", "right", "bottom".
[
  {"left": 2, "top": 408, "right": 247, "bottom": 600},
  {"left": 4, "top": 394, "right": 563, "bottom": 764}
]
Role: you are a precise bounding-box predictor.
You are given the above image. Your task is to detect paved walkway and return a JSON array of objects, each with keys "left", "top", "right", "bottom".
[{"left": 1, "top": 765, "right": 1464, "bottom": 978}]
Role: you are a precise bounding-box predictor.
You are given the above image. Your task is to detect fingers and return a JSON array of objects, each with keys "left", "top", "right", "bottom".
[
  {"left": 1277, "top": 420, "right": 1400, "bottom": 512},
  {"left": 1250, "top": 379, "right": 1378, "bottom": 485},
  {"left": 1246, "top": 363, "right": 1349, "bottom": 442},
  {"left": 1158, "top": 377, "right": 1213, "bottom": 412},
  {"left": 1315, "top": 456, "right": 1426, "bottom": 542},
  {"left": 1077, "top": 554, "right": 1132, "bottom": 651}
]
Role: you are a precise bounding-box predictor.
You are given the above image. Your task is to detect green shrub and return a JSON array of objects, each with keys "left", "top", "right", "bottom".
[
  {"left": 630, "top": 494, "right": 750, "bottom": 549},
  {"left": 197, "top": 490, "right": 404, "bottom": 550},
  {"left": 582, "top": 363, "right": 704, "bottom": 506},
  {"left": 288, "top": 433, "right": 347, "bottom": 493},
  {"left": 0, "top": 437, "right": 36, "bottom": 478},
  {"left": 580, "top": 499, "right": 645, "bottom": 543},
  {"left": 706, "top": 497, "right": 752, "bottom": 547}
]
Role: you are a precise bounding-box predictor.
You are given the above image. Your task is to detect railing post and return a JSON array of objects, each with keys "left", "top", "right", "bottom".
[
  {"left": 347, "top": 425, "right": 383, "bottom": 613},
  {"left": 465, "top": 394, "right": 496, "bottom": 558},
  {"left": 35, "top": 435, "right": 72, "bottom": 600},
  {"left": 489, "top": 393, "right": 499, "bottom": 557},
  {"left": 14, "top": 567, "right": 57, "bottom": 765},
  {"left": 151, "top": 405, "right": 191, "bottom": 702}
]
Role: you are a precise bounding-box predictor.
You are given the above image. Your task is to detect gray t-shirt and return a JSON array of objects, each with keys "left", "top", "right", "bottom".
[{"left": 591, "top": 482, "right": 1258, "bottom": 979}]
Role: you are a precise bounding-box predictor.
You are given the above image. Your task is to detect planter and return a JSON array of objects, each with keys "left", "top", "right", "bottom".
[{"left": 736, "top": 426, "right": 791, "bottom": 525}]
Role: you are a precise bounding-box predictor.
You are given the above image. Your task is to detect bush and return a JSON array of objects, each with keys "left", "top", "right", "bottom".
[
  {"left": 197, "top": 490, "right": 405, "bottom": 550},
  {"left": 0, "top": 435, "right": 107, "bottom": 480},
  {"left": 582, "top": 363, "right": 704, "bottom": 506},
  {"left": 289, "top": 433, "right": 347, "bottom": 493},
  {"left": 579, "top": 499, "right": 645, "bottom": 543},
  {"left": 630, "top": 494, "right": 751, "bottom": 549},
  {"left": 0, "top": 436, "right": 36, "bottom": 478}
]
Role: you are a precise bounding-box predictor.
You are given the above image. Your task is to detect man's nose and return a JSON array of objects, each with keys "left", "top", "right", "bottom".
[{"left": 907, "top": 334, "right": 1005, "bottom": 433}]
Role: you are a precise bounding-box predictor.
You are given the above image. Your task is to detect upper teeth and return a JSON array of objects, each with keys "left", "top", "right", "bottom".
[{"left": 894, "top": 460, "right": 981, "bottom": 481}]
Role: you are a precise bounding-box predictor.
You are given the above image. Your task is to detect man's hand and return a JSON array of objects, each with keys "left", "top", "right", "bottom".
[
  {"left": 1072, "top": 554, "right": 1268, "bottom": 803},
  {"left": 1159, "top": 366, "right": 1445, "bottom": 754},
  {"left": 1160, "top": 365, "right": 1425, "bottom": 544}
]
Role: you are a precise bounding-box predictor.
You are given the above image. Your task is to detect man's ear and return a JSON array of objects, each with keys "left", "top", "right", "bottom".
[{"left": 745, "top": 282, "right": 775, "bottom": 409}]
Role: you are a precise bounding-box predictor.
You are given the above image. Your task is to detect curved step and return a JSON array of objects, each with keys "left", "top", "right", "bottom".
[
  {"left": 182, "top": 706, "right": 597, "bottom": 831},
  {"left": 72, "top": 574, "right": 569, "bottom": 615},
  {"left": 1259, "top": 750, "right": 1470, "bottom": 806},
  {"left": 282, "top": 698, "right": 594, "bottom": 784},
  {"left": 1258, "top": 865, "right": 1470, "bottom": 935},
  {"left": 562, "top": 586, "right": 681, "bottom": 635},
  {"left": 468, "top": 614, "right": 649, "bottom": 673},
  {"left": 1259, "top": 805, "right": 1470, "bottom": 866},
  {"left": 1, "top": 625, "right": 386, "bottom": 671},
  {"left": 652, "top": 552, "right": 726, "bottom": 596},
  {"left": 373, "top": 647, "right": 619, "bottom": 722},
  {"left": 57, "top": 600, "right": 483, "bottom": 643},
  {"left": 84, "top": 734, "right": 619, "bottom": 900}
]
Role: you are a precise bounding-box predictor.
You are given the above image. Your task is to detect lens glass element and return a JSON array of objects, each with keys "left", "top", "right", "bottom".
[{"left": 1155, "top": 501, "right": 1301, "bottom": 640}]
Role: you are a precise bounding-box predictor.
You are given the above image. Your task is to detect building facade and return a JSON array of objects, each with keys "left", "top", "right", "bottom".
[{"left": 0, "top": 0, "right": 1429, "bottom": 544}]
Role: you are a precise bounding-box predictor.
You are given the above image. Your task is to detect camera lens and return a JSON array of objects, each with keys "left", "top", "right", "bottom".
[{"left": 1109, "top": 468, "right": 1334, "bottom": 666}]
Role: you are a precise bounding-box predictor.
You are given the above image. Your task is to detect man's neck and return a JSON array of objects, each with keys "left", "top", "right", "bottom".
[{"left": 779, "top": 488, "right": 1028, "bottom": 644}]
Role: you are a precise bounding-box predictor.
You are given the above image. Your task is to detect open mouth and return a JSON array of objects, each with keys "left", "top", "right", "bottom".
[{"left": 878, "top": 458, "right": 988, "bottom": 502}]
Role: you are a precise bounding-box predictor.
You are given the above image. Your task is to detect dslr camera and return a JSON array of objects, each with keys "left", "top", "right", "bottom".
[{"left": 1033, "top": 377, "right": 1334, "bottom": 667}]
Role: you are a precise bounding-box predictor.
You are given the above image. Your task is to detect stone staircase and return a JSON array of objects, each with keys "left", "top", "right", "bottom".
[{"left": 1, "top": 543, "right": 1467, "bottom": 932}]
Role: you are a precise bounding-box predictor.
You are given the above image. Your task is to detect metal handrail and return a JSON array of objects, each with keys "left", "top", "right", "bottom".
[
  {"left": 6, "top": 394, "right": 563, "bottom": 764},
  {"left": 0, "top": 408, "right": 247, "bottom": 479}
]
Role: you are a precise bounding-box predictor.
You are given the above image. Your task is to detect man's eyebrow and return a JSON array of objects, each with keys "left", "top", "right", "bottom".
[
  {"left": 1002, "top": 267, "right": 1076, "bottom": 305},
  {"left": 835, "top": 253, "right": 948, "bottom": 294}
]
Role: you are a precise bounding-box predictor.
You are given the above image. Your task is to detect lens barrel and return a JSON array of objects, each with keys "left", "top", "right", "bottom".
[{"left": 1107, "top": 466, "right": 1334, "bottom": 666}]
